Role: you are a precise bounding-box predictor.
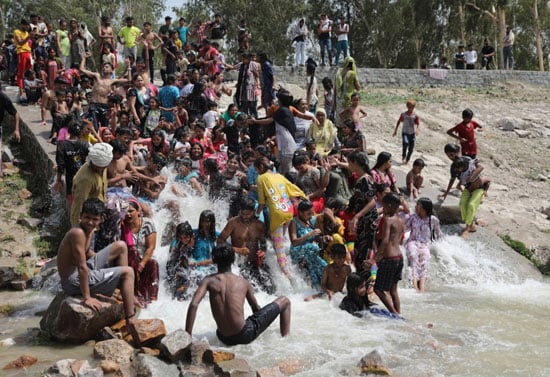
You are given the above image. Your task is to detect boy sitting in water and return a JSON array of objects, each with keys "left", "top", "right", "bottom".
[
  {"left": 365, "top": 192, "right": 404, "bottom": 315},
  {"left": 185, "top": 245, "right": 291, "bottom": 345},
  {"left": 305, "top": 244, "right": 352, "bottom": 301}
]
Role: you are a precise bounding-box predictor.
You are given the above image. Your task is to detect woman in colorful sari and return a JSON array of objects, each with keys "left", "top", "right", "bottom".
[{"left": 121, "top": 197, "right": 159, "bottom": 305}]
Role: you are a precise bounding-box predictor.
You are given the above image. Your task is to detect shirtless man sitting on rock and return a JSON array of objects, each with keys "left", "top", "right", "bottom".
[
  {"left": 57, "top": 198, "right": 137, "bottom": 325},
  {"left": 185, "top": 245, "right": 291, "bottom": 345}
]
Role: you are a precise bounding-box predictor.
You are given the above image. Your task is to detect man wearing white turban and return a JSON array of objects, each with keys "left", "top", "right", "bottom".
[{"left": 70, "top": 142, "right": 113, "bottom": 225}]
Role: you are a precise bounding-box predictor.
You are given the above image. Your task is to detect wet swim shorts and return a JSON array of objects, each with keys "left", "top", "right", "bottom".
[{"left": 216, "top": 302, "right": 280, "bottom": 345}]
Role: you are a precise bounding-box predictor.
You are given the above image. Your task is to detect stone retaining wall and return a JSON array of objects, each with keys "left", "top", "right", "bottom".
[
  {"left": 2, "top": 114, "right": 53, "bottom": 193},
  {"left": 270, "top": 66, "right": 550, "bottom": 88}
]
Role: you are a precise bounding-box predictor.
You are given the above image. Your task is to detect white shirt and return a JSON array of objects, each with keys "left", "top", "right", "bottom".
[
  {"left": 337, "top": 23, "right": 349, "bottom": 41},
  {"left": 465, "top": 50, "right": 478, "bottom": 65}
]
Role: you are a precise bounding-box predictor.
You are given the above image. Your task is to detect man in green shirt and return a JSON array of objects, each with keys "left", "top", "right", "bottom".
[{"left": 117, "top": 16, "right": 141, "bottom": 60}]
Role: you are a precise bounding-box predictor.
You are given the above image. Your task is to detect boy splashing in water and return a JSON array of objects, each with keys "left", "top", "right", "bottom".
[{"left": 365, "top": 192, "right": 404, "bottom": 314}]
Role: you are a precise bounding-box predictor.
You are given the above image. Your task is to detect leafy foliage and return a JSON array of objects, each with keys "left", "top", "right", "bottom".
[{"left": 3, "top": 0, "right": 550, "bottom": 69}]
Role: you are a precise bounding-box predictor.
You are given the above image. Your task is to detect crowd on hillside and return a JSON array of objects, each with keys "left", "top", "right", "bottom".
[{"left": 0, "top": 11, "right": 491, "bottom": 344}]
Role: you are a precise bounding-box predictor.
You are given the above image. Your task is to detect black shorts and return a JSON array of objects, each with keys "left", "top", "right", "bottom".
[
  {"left": 374, "top": 256, "right": 404, "bottom": 292},
  {"left": 216, "top": 302, "right": 280, "bottom": 345}
]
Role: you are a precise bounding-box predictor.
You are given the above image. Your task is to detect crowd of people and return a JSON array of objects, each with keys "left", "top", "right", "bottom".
[{"left": 0, "top": 11, "right": 491, "bottom": 346}]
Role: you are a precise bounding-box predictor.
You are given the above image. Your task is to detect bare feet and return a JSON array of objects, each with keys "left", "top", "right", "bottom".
[
  {"left": 469, "top": 224, "right": 477, "bottom": 233},
  {"left": 475, "top": 219, "right": 487, "bottom": 227},
  {"left": 461, "top": 227, "right": 470, "bottom": 239}
]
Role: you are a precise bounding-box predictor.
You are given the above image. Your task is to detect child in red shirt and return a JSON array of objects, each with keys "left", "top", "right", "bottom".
[{"left": 446, "top": 108, "right": 482, "bottom": 159}]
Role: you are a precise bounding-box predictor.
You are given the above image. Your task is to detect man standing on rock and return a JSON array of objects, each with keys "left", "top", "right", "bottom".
[
  {"left": 70, "top": 142, "right": 112, "bottom": 226},
  {"left": 58, "top": 197, "right": 137, "bottom": 324},
  {"left": 186, "top": 245, "right": 291, "bottom": 345}
]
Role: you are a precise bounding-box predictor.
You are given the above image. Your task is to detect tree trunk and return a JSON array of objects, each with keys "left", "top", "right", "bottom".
[
  {"left": 533, "top": 0, "right": 545, "bottom": 71},
  {"left": 497, "top": 8, "right": 507, "bottom": 69},
  {"left": 458, "top": 1, "right": 466, "bottom": 44}
]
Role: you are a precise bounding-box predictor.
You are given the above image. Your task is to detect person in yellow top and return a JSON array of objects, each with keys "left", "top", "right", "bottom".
[
  {"left": 70, "top": 143, "right": 112, "bottom": 226},
  {"left": 117, "top": 16, "right": 141, "bottom": 60},
  {"left": 307, "top": 108, "right": 338, "bottom": 157},
  {"left": 254, "top": 156, "right": 306, "bottom": 279},
  {"left": 14, "top": 19, "right": 34, "bottom": 97}
]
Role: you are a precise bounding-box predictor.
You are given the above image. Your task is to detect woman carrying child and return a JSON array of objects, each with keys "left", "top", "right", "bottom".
[{"left": 404, "top": 198, "right": 442, "bottom": 292}]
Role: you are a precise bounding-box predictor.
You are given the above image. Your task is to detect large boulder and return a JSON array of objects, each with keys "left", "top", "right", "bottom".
[
  {"left": 159, "top": 329, "right": 193, "bottom": 362},
  {"left": 358, "top": 350, "right": 390, "bottom": 375},
  {"left": 40, "top": 293, "right": 125, "bottom": 343},
  {"left": 129, "top": 318, "right": 167, "bottom": 347}
]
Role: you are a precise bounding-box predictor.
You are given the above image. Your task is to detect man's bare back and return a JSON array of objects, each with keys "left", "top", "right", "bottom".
[
  {"left": 204, "top": 272, "right": 252, "bottom": 336},
  {"left": 57, "top": 226, "right": 92, "bottom": 281}
]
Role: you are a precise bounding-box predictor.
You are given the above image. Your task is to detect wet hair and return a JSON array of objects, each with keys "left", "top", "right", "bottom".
[
  {"left": 254, "top": 156, "right": 272, "bottom": 173},
  {"left": 198, "top": 210, "right": 216, "bottom": 239},
  {"left": 325, "top": 197, "right": 346, "bottom": 211},
  {"left": 242, "top": 150, "right": 255, "bottom": 161},
  {"left": 351, "top": 92, "right": 360, "bottom": 100},
  {"left": 382, "top": 192, "right": 401, "bottom": 208},
  {"left": 342, "top": 118, "right": 355, "bottom": 131},
  {"left": 115, "top": 126, "right": 132, "bottom": 137},
  {"left": 203, "top": 158, "right": 218, "bottom": 174},
  {"left": 444, "top": 143, "right": 460, "bottom": 154},
  {"left": 175, "top": 221, "right": 193, "bottom": 238},
  {"left": 298, "top": 200, "right": 313, "bottom": 213},
  {"left": 322, "top": 77, "right": 333, "bottom": 91},
  {"left": 331, "top": 243, "right": 347, "bottom": 258},
  {"left": 374, "top": 182, "right": 389, "bottom": 194},
  {"left": 174, "top": 126, "right": 189, "bottom": 141},
  {"left": 413, "top": 158, "right": 425, "bottom": 168},
  {"left": 150, "top": 152, "right": 167, "bottom": 168},
  {"left": 347, "top": 151, "right": 370, "bottom": 173},
  {"left": 240, "top": 197, "right": 256, "bottom": 212},
  {"left": 450, "top": 156, "right": 470, "bottom": 172},
  {"left": 305, "top": 138, "right": 317, "bottom": 148},
  {"left": 276, "top": 88, "right": 294, "bottom": 107},
  {"left": 462, "top": 108, "right": 474, "bottom": 120},
  {"left": 81, "top": 198, "right": 106, "bottom": 216},
  {"left": 110, "top": 139, "right": 128, "bottom": 155},
  {"left": 417, "top": 197, "right": 436, "bottom": 241},
  {"left": 292, "top": 153, "right": 308, "bottom": 167},
  {"left": 346, "top": 273, "right": 365, "bottom": 295},
  {"left": 151, "top": 129, "right": 166, "bottom": 149},
  {"left": 212, "top": 245, "right": 235, "bottom": 270},
  {"left": 178, "top": 157, "right": 193, "bottom": 168},
  {"left": 67, "top": 120, "right": 83, "bottom": 137},
  {"left": 373, "top": 151, "right": 392, "bottom": 170}
]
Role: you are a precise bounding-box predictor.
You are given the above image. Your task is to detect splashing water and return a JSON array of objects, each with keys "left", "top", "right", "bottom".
[{"left": 137, "top": 171, "right": 550, "bottom": 376}]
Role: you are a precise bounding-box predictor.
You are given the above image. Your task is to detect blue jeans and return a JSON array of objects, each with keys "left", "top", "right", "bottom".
[
  {"left": 335, "top": 40, "right": 349, "bottom": 65},
  {"left": 503, "top": 45, "right": 514, "bottom": 70},
  {"left": 319, "top": 38, "right": 332, "bottom": 65},
  {"left": 402, "top": 133, "right": 416, "bottom": 162}
]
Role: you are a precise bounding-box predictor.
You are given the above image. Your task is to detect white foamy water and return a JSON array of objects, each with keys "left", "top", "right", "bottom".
[
  {"left": 139, "top": 179, "right": 550, "bottom": 377},
  {"left": 2, "top": 172, "right": 549, "bottom": 377}
]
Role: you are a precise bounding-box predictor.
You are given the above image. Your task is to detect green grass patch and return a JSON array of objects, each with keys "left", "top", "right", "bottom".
[
  {"left": 0, "top": 304, "right": 14, "bottom": 316},
  {"left": 33, "top": 237, "right": 52, "bottom": 259},
  {"left": 500, "top": 234, "right": 550, "bottom": 275}
]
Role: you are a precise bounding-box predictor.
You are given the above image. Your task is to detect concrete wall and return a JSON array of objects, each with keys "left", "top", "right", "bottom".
[{"left": 271, "top": 66, "right": 550, "bottom": 88}]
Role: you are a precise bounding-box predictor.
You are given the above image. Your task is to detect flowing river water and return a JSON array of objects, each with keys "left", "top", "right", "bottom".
[{"left": 1, "top": 172, "right": 549, "bottom": 377}]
